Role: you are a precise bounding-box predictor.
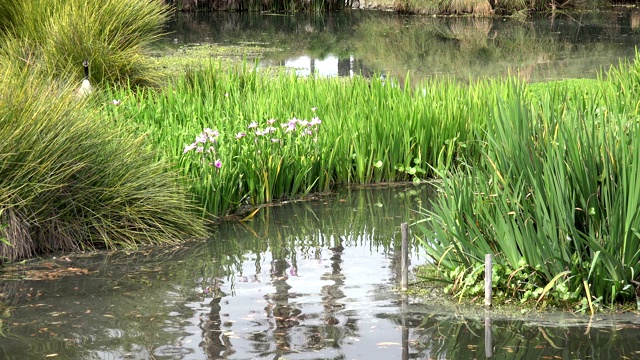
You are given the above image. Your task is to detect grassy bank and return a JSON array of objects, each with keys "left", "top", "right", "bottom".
[
  {"left": 169, "top": 0, "right": 610, "bottom": 14},
  {"left": 1, "top": 0, "right": 639, "bottom": 313}
]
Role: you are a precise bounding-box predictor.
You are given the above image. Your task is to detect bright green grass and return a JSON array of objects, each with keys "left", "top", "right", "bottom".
[
  {"left": 417, "top": 60, "right": 640, "bottom": 312},
  {"left": 105, "top": 61, "right": 519, "bottom": 216}
]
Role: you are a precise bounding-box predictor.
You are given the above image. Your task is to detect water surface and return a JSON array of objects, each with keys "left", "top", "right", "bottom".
[
  {"left": 1, "top": 185, "right": 640, "bottom": 359},
  {"left": 159, "top": 9, "right": 640, "bottom": 84}
]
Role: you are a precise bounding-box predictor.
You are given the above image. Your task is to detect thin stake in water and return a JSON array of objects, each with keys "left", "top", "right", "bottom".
[{"left": 485, "top": 253, "right": 492, "bottom": 307}]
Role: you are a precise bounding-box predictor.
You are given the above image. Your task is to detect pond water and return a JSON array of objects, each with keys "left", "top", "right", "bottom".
[
  {"left": 158, "top": 9, "right": 640, "bottom": 85},
  {"left": 4, "top": 10, "right": 640, "bottom": 357},
  {"left": 1, "top": 185, "right": 640, "bottom": 359}
]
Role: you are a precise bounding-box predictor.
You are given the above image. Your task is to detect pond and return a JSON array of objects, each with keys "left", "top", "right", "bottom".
[
  {"left": 1, "top": 184, "right": 640, "bottom": 359},
  {"left": 158, "top": 9, "right": 640, "bottom": 85}
]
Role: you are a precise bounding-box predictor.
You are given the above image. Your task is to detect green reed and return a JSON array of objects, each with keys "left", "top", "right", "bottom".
[
  {"left": 418, "top": 70, "right": 640, "bottom": 311},
  {"left": 106, "top": 62, "right": 506, "bottom": 216}
]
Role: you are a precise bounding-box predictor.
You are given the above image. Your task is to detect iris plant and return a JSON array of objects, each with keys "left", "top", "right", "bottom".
[
  {"left": 182, "top": 113, "right": 322, "bottom": 209},
  {"left": 184, "top": 128, "right": 222, "bottom": 168}
]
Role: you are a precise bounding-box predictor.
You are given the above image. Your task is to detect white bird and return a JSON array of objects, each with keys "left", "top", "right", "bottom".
[{"left": 76, "top": 59, "right": 93, "bottom": 97}]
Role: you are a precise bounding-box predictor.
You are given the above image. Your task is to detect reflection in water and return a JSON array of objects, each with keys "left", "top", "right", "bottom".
[
  {"left": 201, "top": 280, "right": 232, "bottom": 357},
  {"left": 1, "top": 185, "right": 640, "bottom": 359},
  {"left": 193, "top": 185, "right": 425, "bottom": 359},
  {"left": 414, "top": 312, "right": 640, "bottom": 359},
  {"left": 159, "top": 10, "right": 640, "bottom": 85}
]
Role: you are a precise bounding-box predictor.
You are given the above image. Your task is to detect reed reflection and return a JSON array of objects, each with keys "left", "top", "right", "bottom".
[
  {"left": 194, "top": 185, "right": 428, "bottom": 358},
  {"left": 412, "top": 313, "right": 640, "bottom": 359}
]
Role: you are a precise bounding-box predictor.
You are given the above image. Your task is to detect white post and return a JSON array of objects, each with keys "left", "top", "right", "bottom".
[{"left": 485, "top": 254, "right": 492, "bottom": 307}]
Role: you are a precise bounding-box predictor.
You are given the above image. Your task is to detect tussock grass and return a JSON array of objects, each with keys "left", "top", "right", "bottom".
[
  {"left": 0, "top": 0, "right": 207, "bottom": 262},
  {"left": 0, "top": 1, "right": 18, "bottom": 33},
  {"left": 0, "top": 59, "right": 206, "bottom": 262},
  {"left": 2, "top": 0, "right": 169, "bottom": 87},
  {"left": 106, "top": 62, "right": 512, "bottom": 216}
]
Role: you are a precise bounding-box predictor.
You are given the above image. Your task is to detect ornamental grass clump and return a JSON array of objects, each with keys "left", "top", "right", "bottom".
[
  {"left": 418, "top": 77, "right": 640, "bottom": 312},
  {"left": 1, "top": 0, "right": 168, "bottom": 87},
  {"left": 0, "top": 61, "right": 206, "bottom": 262}
]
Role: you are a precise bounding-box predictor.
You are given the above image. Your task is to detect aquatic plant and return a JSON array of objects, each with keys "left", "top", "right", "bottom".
[
  {"left": 417, "top": 75, "right": 640, "bottom": 311},
  {"left": 0, "top": 60, "right": 206, "bottom": 262},
  {"left": 181, "top": 114, "right": 324, "bottom": 215},
  {"left": 105, "top": 61, "right": 505, "bottom": 215}
]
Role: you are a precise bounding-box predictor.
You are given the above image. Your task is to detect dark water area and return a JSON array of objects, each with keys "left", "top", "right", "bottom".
[
  {"left": 158, "top": 9, "right": 640, "bottom": 85},
  {"left": 1, "top": 185, "right": 640, "bottom": 359}
]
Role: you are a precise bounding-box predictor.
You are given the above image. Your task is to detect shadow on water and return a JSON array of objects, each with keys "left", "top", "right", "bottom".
[
  {"left": 1, "top": 184, "right": 640, "bottom": 359},
  {"left": 159, "top": 9, "right": 640, "bottom": 85}
]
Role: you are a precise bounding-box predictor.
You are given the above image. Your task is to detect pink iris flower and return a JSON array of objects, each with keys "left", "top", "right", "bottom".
[{"left": 184, "top": 143, "right": 197, "bottom": 153}]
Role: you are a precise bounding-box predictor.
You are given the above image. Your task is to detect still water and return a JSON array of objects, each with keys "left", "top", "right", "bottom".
[
  {"left": 1, "top": 185, "right": 640, "bottom": 359},
  {"left": 160, "top": 9, "right": 640, "bottom": 84}
]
